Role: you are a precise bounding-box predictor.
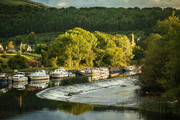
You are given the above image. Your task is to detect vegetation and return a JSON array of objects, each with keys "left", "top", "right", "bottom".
[
  {"left": 0, "top": 0, "right": 180, "bottom": 39},
  {"left": 139, "top": 97, "right": 180, "bottom": 115},
  {"left": 46, "top": 27, "right": 133, "bottom": 68},
  {"left": 8, "top": 55, "right": 29, "bottom": 69},
  {"left": 139, "top": 12, "right": 180, "bottom": 99},
  {"left": 59, "top": 76, "right": 89, "bottom": 86}
]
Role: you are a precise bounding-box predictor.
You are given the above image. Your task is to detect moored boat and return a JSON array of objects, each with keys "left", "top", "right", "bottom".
[
  {"left": 0, "top": 73, "right": 12, "bottom": 85},
  {"left": 51, "top": 68, "right": 74, "bottom": 78},
  {"left": 29, "top": 70, "right": 49, "bottom": 80},
  {"left": 12, "top": 72, "right": 28, "bottom": 82},
  {"left": 79, "top": 68, "right": 93, "bottom": 76}
]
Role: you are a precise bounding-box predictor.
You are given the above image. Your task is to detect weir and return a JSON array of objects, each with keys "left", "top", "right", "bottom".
[{"left": 37, "top": 76, "right": 140, "bottom": 107}]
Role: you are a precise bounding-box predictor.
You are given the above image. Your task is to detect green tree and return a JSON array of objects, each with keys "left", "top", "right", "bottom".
[
  {"left": 48, "top": 27, "right": 97, "bottom": 68},
  {"left": 27, "top": 32, "right": 36, "bottom": 45},
  {"left": 8, "top": 41, "right": 14, "bottom": 49},
  {"left": 139, "top": 12, "right": 180, "bottom": 98},
  {"left": 8, "top": 55, "right": 29, "bottom": 69},
  {"left": 133, "top": 46, "right": 144, "bottom": 64},
  {"left": 14, "top": 35, "right": 23, "bottom": 46}
]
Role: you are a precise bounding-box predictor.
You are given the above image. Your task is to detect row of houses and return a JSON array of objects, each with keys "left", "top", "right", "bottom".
[{"left": 0, "top": 44, "right": 32, "bottom": 52}]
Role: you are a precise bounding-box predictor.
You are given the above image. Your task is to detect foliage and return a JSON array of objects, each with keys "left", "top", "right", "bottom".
[
  {"left": 46, "top": 57, "right": 58, "bottom": 67},
  {"left": 94, "top": 31, "right": 133, "bottom": 66},
  {"left": 27, "top": 32, "right": 36, "bottom": 45},
  {"left": 133, "top": 46, "right": 144, "bottom": 62},
  {"left": 8, "top": 41, "right": 14, "bottom": 49},
  {"left": 139, "top": 12, "right": 180, "bottom": 99},
  {"left": 8, "top": 55, "right": 29, "bottom": 69},
  {"left": 59, "top": 76, "right": 89, "bottom": 86},
  {"left": 46, "top": 28, "right": 133, "bottom": 68},
  {"left": 34, "top": 44, "right": 48, "bottom": 54},
  {"left": 0, "top": 60, "right": 3, "bottom": 71},
  {"left": 0, "top": 2, "right": 179, "bottom": 39},
  {"left": 27, "top": 59, "right": 42, "bottom": 68},
  {"left": 14, "top": 35, "right": 22, "bottom": 46},
  {"left": 48, "top": 27, "right": 97, "bottom": 68}
]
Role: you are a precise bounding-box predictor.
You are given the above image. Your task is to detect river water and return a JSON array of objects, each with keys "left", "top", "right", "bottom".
[{"left": 0, "top": 75, "right": 178, "bottom": 120}]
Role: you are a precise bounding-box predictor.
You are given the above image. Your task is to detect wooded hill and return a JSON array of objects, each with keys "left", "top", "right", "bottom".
[{"left": 0, "top": 0, "right": 180, "bottom": 39}]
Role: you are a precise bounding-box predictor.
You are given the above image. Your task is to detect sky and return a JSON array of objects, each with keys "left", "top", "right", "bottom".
[{"left": 32, "top": 0, "right": 180, "bottom": 9}]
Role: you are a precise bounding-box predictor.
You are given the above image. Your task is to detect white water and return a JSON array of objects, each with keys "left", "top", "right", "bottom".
[{"left": 37, "top": 76, "right": 140, "bottom": 107}]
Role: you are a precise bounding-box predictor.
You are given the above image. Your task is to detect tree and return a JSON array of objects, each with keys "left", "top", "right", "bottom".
[
  {"left": 14, "top": 35, "right": 23, "bottom": 46},
  {"left": 47, "top": 27, "right": 97, "bottom": 68},
  {"left": 8, "top": 41, "right": 14, "bottom": 49},
  {"left": 133, "top": 46, "right": 144, "bottom": 64},
  {"left": 139, "top": 12, "right": 180, "bottom": 98},
  {"left": 27, "top": 32, "right": 36, "bottom": 45},
  {"left": 156, "top": 12, "right": 180, "bottom": 98},
  {"left": 8, "top": 55, "right": 29, "bottom": 69}
]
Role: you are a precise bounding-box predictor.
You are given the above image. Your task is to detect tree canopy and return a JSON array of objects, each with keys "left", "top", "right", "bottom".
[
  {"left": 46, "top": 27, "right": 133, "bottom": 68},
  {"left": 139, "top": 12, "right": 180, "bottom": 98}
]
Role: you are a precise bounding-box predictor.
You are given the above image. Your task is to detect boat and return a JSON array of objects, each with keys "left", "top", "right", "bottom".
[
  {"left": 0, "top": 73, "right": 8, "bottom": 78},
  {"left": 0, "top": 73, "right": 12, "bottom": 85},
  {"left": 51, "top": 68, "right": 74, "bottom": 78},
  {"left": 29, "top": 70, "right": 50, "bottom": 80},
  {"left": 99, "top": 67, "right": 109, "bottom": 80},
  {"left": 12, "top": 72, "right": 28, "bottom": 82},
  {"left": 79, "top": 68, "right": 93, "bottom": 76}
]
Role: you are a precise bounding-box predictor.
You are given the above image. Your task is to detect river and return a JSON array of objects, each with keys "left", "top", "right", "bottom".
[{"left": 0, "top": 75, "right": 178, "bottom": 120}]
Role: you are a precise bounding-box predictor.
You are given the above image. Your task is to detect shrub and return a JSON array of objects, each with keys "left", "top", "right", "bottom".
[
  {"left": 1, "top": 54, "right": 7, "bottom": 58},
  {"left": 27, "top": 59, "right": 42, "bottom": 68},
  {"left": 8, "top": 55, "right": 29, "bottom": 69},
  {"left": 60, "top": 76, "right": 89, "bottom": 86}
]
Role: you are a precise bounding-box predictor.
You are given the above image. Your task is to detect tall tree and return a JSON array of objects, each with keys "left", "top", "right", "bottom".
[{"left": 27, "top": 32, "right": 36, "bottom": 45}]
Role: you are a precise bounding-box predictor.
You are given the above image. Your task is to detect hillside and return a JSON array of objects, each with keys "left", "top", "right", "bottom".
[
  {"left": 0, "top": 0, "right": 180, "bottom": 41},
  {"left": 0, "top": 0, "right": 49, "bottom": 8}
]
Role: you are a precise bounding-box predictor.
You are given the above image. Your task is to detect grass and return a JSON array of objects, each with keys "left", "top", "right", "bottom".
[
  {"left": 59, "top": 76, "right": 89, "bottom": 86},
  {"left": 0, "top": 52, "right": 41, "bottom": 60}
]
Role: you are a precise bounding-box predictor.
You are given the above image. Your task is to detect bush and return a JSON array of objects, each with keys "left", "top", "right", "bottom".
[
  {"left": 1, "top": 54, "right": 7, "bottom": 58},
  {"left": 8, "top": 55, "right": 29, "bottom": 69},
  {"left": 27, "top": 59, "right": 42, "bottom": 68},
  {"left": 60, "top": 76, "right": 89, "bottom": 86}
]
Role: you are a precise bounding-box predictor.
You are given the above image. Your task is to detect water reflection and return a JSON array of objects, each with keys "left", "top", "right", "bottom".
[
  {"left": 0, "top": 70, "right": 179, "bottom": 120},
  {"left": 0, "top": 84, "right": 12, "bottom": 94},
  {"left": 12, "top": 82, "right": 28, "bottom": 90},
  {"left": 0, "top": 85, "right": 179, "bottom": 120},
  {"left": 28, "top": 80, "right": 49, "bottom": 89},
  {"left": 51, "top": 78, "right": 64, "bottom": 86}
]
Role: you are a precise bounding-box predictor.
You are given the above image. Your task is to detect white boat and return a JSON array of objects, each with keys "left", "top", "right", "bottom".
[
  {"left": 12, "top": 72, "right": 28, "bottom": 82},
  {"left": 0, "top": 73, "right": 9, "bottom": 79},
  {"left": 51, "top": 68, "right": 74, "bottom": 78},
  {"left": 79, "top": 68, "right": 93, "bottom": 76},
  {"left": 29, "top": 70, "right": 49, "bottom": 80}
]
